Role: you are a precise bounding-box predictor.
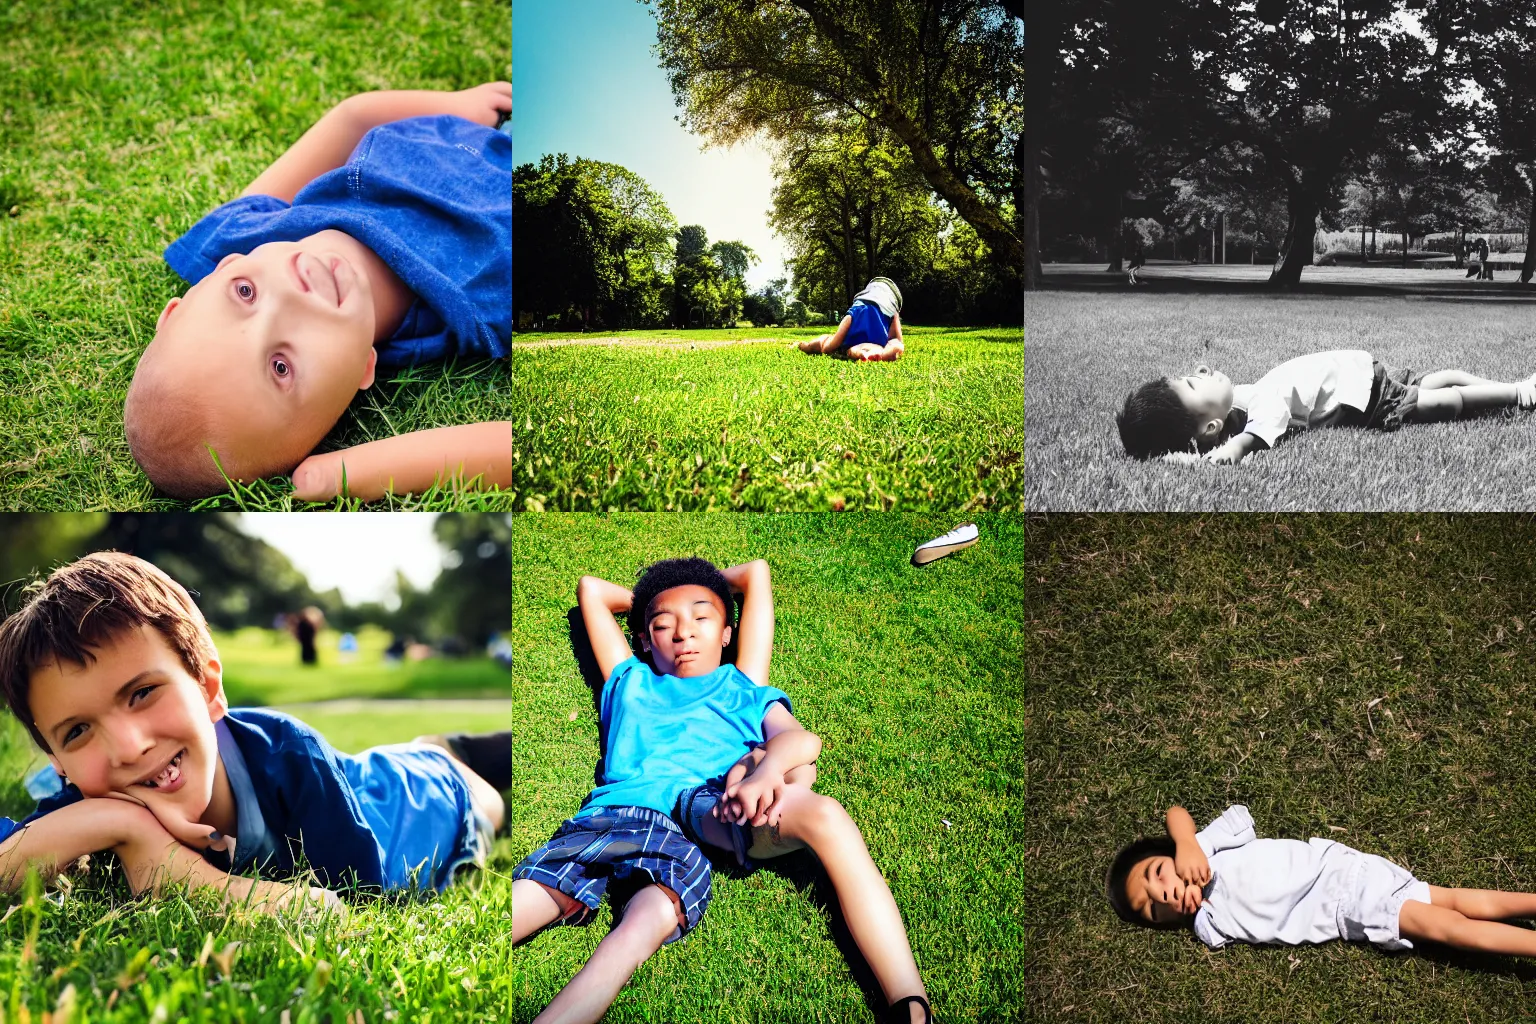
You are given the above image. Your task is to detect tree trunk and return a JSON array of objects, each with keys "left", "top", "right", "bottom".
[
  {"left": 1269, "top": 189, "right": 1319, "bottom": 286},
  {"left": 1401, "top": 230, "right": 1408, "bottom": 269},
  {"left": 1524, "top": 177, "right": 1536, "bottom": 284},
  {"left": 1022, "top": 7, "right": 1057, "bottom": 291},
  {"left": 1104, "top": 195, "right": 1124, "bottom": 272}
]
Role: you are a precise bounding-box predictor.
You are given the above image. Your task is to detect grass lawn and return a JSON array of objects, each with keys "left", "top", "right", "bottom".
[
  {"left": 1025, "top": 281, "right": 1536, "bottom": 510},
  {"left": 0, "top": 623, "right": 513, "bottom": 1022},
  {"left": 511, "top": 513, "right": 1024, "bottom": 1022},
  {"left": 1027, "top": 514, "right": 1536, "bottom": 1023},
  {"left": 0, "top": 0, "right": 512, "bottom": 511},
  {"left": 510, "top": 326, "right": 1022, "bottom": 512}
]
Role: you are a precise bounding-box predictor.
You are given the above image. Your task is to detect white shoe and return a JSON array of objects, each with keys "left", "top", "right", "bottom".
[
  {"left": 911, "top": 523, "right": 979, "bottom": 566},
  {"left": 1519, "top": 375, "right": 1536, "bottom": 410}
]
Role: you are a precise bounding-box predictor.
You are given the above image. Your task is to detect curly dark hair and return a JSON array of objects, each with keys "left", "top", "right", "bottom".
[
  {"left": 628, "top": 557, "right": 735, "bottom": 640},
  {"left": 1116, "top": 378, "right": 1204, "bottom": 459},
  {"left": 1105, "top": 836, "right": 1188, "bottom": 930}
]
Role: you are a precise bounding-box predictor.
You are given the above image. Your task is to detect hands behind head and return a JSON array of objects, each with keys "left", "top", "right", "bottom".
[{"left": 448, "top": 82, "right": 512, "bottom": 128}]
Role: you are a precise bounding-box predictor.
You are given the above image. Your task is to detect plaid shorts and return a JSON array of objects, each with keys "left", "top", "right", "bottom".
[{"left": 513, "top": 806, "right": 711, "bottom": 943}]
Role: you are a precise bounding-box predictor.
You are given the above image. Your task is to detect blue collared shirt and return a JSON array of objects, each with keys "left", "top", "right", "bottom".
[{"left": 164, "top": 115, "right": 511, "bottom": 369}]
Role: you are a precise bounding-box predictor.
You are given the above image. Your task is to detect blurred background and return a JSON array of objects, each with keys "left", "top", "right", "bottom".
[{"left": 0, "top": 513, "right": 510, "bottom": 801}]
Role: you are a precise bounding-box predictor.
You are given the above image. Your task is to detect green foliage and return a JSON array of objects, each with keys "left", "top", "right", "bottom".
[
  {"left": 671, "top": 226, "right": 754, "bottom": 329},
  {"left": 512, "top": 513, "right": 1024, "bottom": 1022},
  {"left": 651, "top": 0, "right": 1024, "bottom": 274}
]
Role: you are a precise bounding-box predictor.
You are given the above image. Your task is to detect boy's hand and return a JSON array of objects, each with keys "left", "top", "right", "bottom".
[
  {"left": 104, "top": 791, "right": 231, "bottom": 855},
  {"left": 725, "top": 764, "right": 786, "bottom": 827},
  {"left": 1174, "top": 844, "right": 1211, "bottom": 888},
  {"left": 1180, "top": 881, "right": 1204, "bottom": 915},
  {"left": 446, "top": 82, "right": 512, "bottom": 127}
]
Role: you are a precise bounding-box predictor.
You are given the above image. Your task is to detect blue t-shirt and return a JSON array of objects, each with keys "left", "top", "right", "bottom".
[
  {"left": 580, "top": 656, "right": 792, "bottom": 819},
  {"left": 164, "top": 115, "right": 510, "bottom": 369},
  {"left": 0, "top": 708, "right": 480, "bottom": 893}
]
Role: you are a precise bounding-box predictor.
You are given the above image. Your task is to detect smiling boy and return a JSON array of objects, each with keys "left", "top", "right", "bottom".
[
  {"left": 0, "top": 552, "right": 506, "bottom": 907},
  {"left": 124, "top": 84, "right": 514, "bottom": 500},
  {"left": 512, "top": 557, "right": 931, "bottom": 1024},
  {"left": 1116, "top": 350, "right": 1536, "bottom": 463}
]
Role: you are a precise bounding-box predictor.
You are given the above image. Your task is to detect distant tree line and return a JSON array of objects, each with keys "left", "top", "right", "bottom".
[{"left": 0, "top": 513, "right": 510, "bottom": 648}]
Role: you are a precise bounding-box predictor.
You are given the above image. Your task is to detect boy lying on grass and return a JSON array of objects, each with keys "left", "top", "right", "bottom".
[
  {"left": 124, "top": 83, "right": 515, "bottom": 501},
  {"left": 512, "top": 557, "right": 932, "bottom": 1024},
  {"left": 1110, "top": 805, "right": 1536, "bottom": 959},
  {"left": 1117, "top": 349, "right": 1536, "bottom": 463},
  {"left": 0, "top": 552, "right": 509, "bottom": 911},
  {"left": 797, "top": 276, "right": 906, "bottom": 361}
]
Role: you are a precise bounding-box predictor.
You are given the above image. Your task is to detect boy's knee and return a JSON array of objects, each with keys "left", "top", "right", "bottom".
[
  {"left": 621, "top": 884, "right": 685, "bottom": 940},
  {"left": 797, "top": 791, "right": 852, "bottom": 838}
]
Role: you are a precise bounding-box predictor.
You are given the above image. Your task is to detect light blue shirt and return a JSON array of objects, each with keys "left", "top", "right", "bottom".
[{"left": 580, "top": 656, "right": 791, "bottom": 818}]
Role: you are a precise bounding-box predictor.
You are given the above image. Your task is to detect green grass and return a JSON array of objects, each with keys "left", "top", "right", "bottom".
[
  {"left": 1025, "top": 289, "right": 1536, "bottom": 510},
  {"left": 214, "top": 626, "right": 511, "bottom": 706},
  {"left": 0, "top": 0, "right": 512, "bottom": 510},
  {"left": 1027, "top": 514, "right": 1536, "bottom": 1023},
  {"left": 509, "top": 326, "right": 1022, "bottom": 512},
  {"left": 511, "top": 513, "right": 1024, "bottom": 1022},
  {"left": 0, "top": 623, "right": 513, "bottom": 1022}
]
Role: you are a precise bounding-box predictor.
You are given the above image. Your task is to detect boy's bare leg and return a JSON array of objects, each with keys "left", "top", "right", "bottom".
[
  {"left": 846, "top": 342, "right": 886, "bottom": 361},
  {"left": 767, "top": 786, "right": 928, "bottom": 1021},
  {"left": 1414, "top": 384, "right": 1527, "bottom": 420},
  {"left": 513, "top": 878, "right": 569, "bottom": 943},
  {"left": 1426, "top": 884, "right": 1536, "bottom": 920},
  {"left": 1400, "top": 896, "right": 1536, "bottom": 957},
  {"left": 1419, "top": 370, "right": 1511, "bottom": 389},
  {"left": 533, "top": 883, "right": 683, "bottom": 1024},
  {"left": 799, "top": 315, "right": 854, "bottom": 354}
]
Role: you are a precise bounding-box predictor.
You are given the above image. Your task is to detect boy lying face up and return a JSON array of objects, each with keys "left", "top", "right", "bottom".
[
  {"left": 125, "top": 84, "right": 514, "bottom": 501},
  {"left": 0, "top": 552, "right": 508, "bottom": 911},
  {"left": 1117, "top": 350, "right": 1536, "bottom": 465},
  {"left": 512, "top": 557, "right": 933, "bottom": 1024},
  {"left": 1110, "top": 805, "right": 1536, "bottom": 960}
]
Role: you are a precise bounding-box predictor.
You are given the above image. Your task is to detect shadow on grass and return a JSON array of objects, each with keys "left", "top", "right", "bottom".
[
  {"left": 1041, "top": 266, "right": 1536, "bottom": 300},
  {"left": 1386, "top": 940, "right": 1536, "bottom": 984}
]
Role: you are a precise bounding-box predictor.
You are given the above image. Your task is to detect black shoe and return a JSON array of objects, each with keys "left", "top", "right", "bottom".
[
  {"left": 445, "top": 731, "right": 511, "bottom": 791},
  {"left": 889, "top": 995, "right": 932, "bottom": 1023}
]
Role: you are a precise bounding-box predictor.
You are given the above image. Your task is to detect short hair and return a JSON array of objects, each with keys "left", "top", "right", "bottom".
[
  {"left": 1105, "top": 836, "right": 1185, "bottom": 930},
  {"left": 1117, "top": 379, "right": 1203, "bottom": 459},
  {"left": 628, "top": 557, "right": 736, "bottom": 640},
  {"left": 0, "top": 552, "right": 216, "bottom": 751},
  {"left": 123, "top": 357, "right": 233, "bottom": 498}
]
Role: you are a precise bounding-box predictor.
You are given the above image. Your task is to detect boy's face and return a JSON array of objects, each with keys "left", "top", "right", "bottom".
[
  {"left": 1126, "top": 855, "right": 1201, "bottom": 924},
  {"left": 640, "top": 585, "right": 732, "bottom": 678},
  {"left": 28, "top": 625, "right": 227, "bottom": 824},
  {"left": 146, "top": 229, "right": 383, "bottom": 468},
  {"left": 1168, "top": 365, "right": 1235, "bottom": 441}
]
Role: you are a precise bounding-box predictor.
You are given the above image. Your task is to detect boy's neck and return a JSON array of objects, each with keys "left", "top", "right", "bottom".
[{"left": 201, "top": 752, "right": 238, "bottom": 838}]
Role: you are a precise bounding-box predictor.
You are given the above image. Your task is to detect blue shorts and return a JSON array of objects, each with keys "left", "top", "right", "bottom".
[
  {"left": 840, "top": 300, "right": 892, "bottom": 350},
  {"left": 513, "top": 806, "right": 711, "bottom": 943}
]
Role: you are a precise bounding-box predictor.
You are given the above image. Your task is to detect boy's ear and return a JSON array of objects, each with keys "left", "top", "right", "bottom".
[
  {"left": 721, "top": 624, "right": 733, "bottom": 648},
  {"left": 1199, "top": 418, "right": 1224, "bottom": 440},
  {"left": 199, "top": 657, "right": 229, "bottom": 723},
  {"left": 357, "top": 348, "right": 378, "bottom": 391},
  {"left": 156, "top": 297, "right": 180, "bottom": 333}
]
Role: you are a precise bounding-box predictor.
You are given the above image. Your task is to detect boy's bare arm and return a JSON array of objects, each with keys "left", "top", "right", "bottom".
[
  {"left": 240, "top": 82, "right": 511, "bottom": 203},
  {"left": 1166, "top": 805, "right": 1211, "bottom": 886},
  {"left": 577, "top": 575, "right": 637, "bottom": 682},
  {"left": 290, "top": 421, "right": 512, "bottom": 502},
  {"left": 720, "top": 704, "right": 822, "bottom": 825},
  {"left": 1203, "top": 432, "right": 1260, "bottom": 466},
  {"left": 720, "top": 559, "right": 773, "bottom": 686},
  {"left": 0, "top": 800, "right": 334, "bottom": 912}
]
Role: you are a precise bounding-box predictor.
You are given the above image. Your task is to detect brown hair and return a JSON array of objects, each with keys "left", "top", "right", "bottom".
[{"left": 0, "top": 551, "right": 216, "bottom": 751}]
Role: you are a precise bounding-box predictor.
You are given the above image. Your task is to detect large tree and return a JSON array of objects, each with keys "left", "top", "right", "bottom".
[
  {"left": 769, "top": 120, "right": 942, "bottom": 306},
  {"left": 650, "top": 0, "right": 1023, "bottom": 279},
  {"left": 1467, "top": 0, "right": 1536, "bottom": 282}
]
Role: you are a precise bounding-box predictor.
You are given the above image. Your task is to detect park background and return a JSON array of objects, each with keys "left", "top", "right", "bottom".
[
  {"left": 1023, "top": 1, "right": 1536, "bottom": 510},
  {"left": 511, "top": 512, "right": 1024, "bottom": 1022},
  {"left": 509, "top": 1, "right": 1023, "bottom": 512},
  {"left": 1028, "top": 513, "right": 1536, "bottom": 1023},
  {"left": 0, "top": 0, "right": 513, "bottom": 511},
  {"left": 0, "top": 512, "right": 514, "bottom": 1022}
]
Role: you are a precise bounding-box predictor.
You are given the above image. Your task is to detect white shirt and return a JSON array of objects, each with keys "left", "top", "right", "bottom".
[
  {"left": 1231, "top": 350, "right": 1375, "bottom": 448},
  {"left": 852, "top": 280, "right": 900, "bottom": 318},
  {"left": 1191, "top": 805, "right": 1360, "bottom": 949}
]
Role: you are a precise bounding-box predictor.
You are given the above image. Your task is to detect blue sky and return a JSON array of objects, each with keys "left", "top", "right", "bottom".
[{"left": 513, "top": 0, "right": 786, "bottom": 288}]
